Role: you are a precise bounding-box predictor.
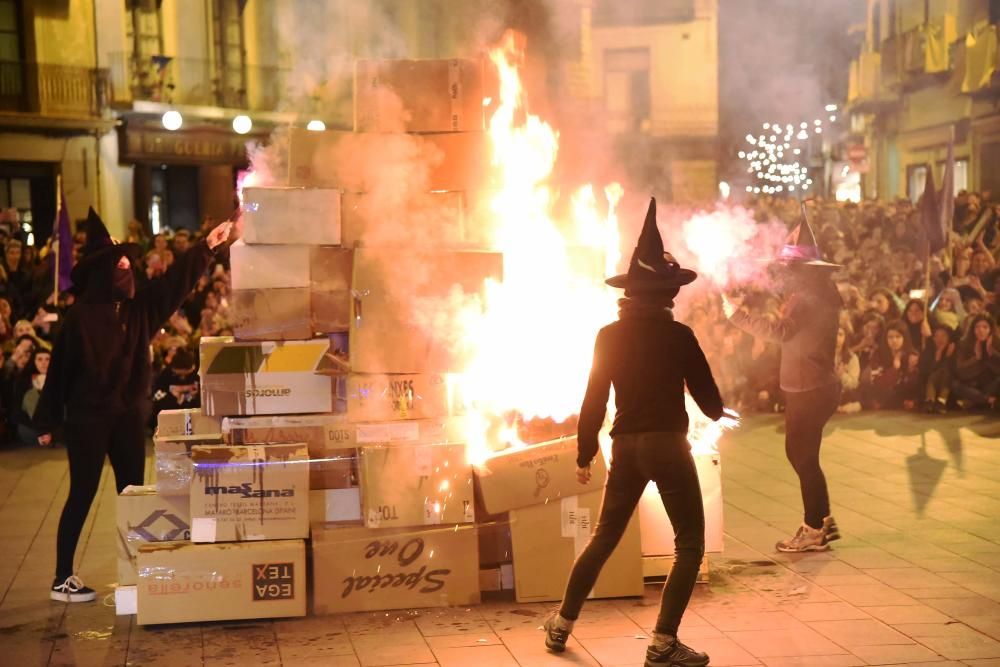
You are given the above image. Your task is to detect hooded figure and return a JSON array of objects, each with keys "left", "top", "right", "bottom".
[
  {"left": 725, "top": 205, "right": 843, "bottom": 553},
  {"left": 38, "top": 209, "right": 231, "bottom": 603},
  {"left": 544, "top": 198, "right": 724, "bottom": 667}
]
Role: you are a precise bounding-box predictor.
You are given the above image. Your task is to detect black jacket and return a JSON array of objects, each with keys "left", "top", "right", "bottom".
[
  {"left": 36, "top": 241, "right": 214, "bottom": 426},
  {"left": 577, "top": 312, "right": 725, "bottom": 468}
]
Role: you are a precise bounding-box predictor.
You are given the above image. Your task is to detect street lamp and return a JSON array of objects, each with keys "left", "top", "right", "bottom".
[
  {"left": 162, "top": 110, "right": 183, "bottom": 131},
  {"left": 233, "top": 115, "right": 253, "bottom": 135}
]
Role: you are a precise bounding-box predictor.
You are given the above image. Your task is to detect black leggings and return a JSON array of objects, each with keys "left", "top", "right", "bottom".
[
  {"left": 560, "top": 432, "right": 704, "bottom": 636},
  {"left": 55, "top": 410, "right": 146, "bottom": 580},
  {"left": 784, "top": 383, "right": 840, "bottom": 529}
]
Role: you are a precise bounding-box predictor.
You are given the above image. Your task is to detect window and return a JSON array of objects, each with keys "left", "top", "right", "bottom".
[
  {"left": 991, "top": 0, "right": 1000, "bottom": 25},
  {"left": 908, "top": 164, "right": 928, "bottom": 203},
  {"left": 594, "top": 0, "right": 694, "bottom": 27},
  {"left": 604, "top": 48, "right": 651, "bottom": 134},
  {"left": 954, "top": 158, "right": 969, "bottom": 192},
  {"left": 212, "top": 0, "right": 246, "bottom": 108},
  {"left": 0, "top": 0, "right": 22, "bottom": 104},
  {"left": 126, "top": 0, "right": 165, "bottom": 101}
]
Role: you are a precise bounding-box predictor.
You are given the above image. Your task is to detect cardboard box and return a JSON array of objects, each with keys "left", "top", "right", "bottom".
[
  {"left": 117, "top": 486, "right": 191, "bottom": 586},
  {"left": 479, "top": 564, "right": 514, "bottom": 593},
  {"left": 476, "top": 436, "right": 608, "bottom": 515},
  {"left": 189, "top": 443, "right": 310, "bottom": 543},
  {"left": 350, "top": 249, "right": 502, "bottom": 374},
  {"left": 223, "top": 414, "right": 357, "bottom": 490},
  {"left": 310, "top": 247, "right": 353, "bottom": 333},
  {"left": 311, "top": 523, "right": 480, "bottom": 614},
  {"left": 510, "top": 491, "right": 643, "bottom": 602},
  {"left": 137, "top": 539, "right": 306, "bottom": 625},
  {"left": 359, "top": 443, "right": 474, "bottom": 529},
  {"left": 288, "top": 128, "right": 488, "bottom": 193},
  {"left": 478, "top": 520, "right": 512, "bottom": 566},
  {"left": 345, "top": 373, "right": 454, "bottom": 421},
  {"left": 241, "top": 187, "right": 341, "bottom": 245},
  {"left": 341, "top": 191, "right": 466, "bottom": 247},
  {"left": 354, "top": 58, "right": 485, "bottom": 133},
  {"left": 231, "top": 288, "right": 313, "bottom": 341},
  {"left": 230, "top": 242, "right": 310, "bottom": 290},
  {"left": 310, "top": 488, "right": 363, "bottom": 524},
  {"left": 200, "top": 336, "right": 345, "bottom": 416},
  {"left": 639, "top": 453, "right": 723, "bottom": 555},
  {"left": 155, "top": 409, "right": 222, "bottom": 438},
  {"left": 154, "top": 434, "right": 225, "bottom": 496}
]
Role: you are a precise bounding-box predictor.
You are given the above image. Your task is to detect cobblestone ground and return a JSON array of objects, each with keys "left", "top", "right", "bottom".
[{"left": 0, "top": 412, "right": 997, "bottom": 666}]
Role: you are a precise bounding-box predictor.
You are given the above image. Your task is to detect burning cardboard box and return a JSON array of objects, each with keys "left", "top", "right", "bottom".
[
  {"left": 349, "top": 249, "right": 502, "bottom": 374},
  {"left": 189, "top": 443, "right": 310, "bottom": 543},
  {"left": 639, "top": 453, "right": 724, "bottom": 554},
  {"left": 359, "top": 443, "right": 474, "bottom": 529},
  {"left": 310, "top": 247, "right": 353, "bottom": 333},
  {"left": 311, "top": 523, "right": 479, "bottom": 615},
  {"left": 354, "top": 58, "right": 486, "bottom": 133},
  {"left": 476, "top": 436, "right": 608, "bottom": 514},
  {"left": 200, "top": 336, "right": 346, "bottom": 416},
  {"left": 287, "top": 128, "right": 488, "bottom": 193},
  {"left": 230, "top": 241, "right": 310, "bottom": 291},
  {"left": 137, "top": 539, "right": 306, "bottom": 625},
  {"left": 154, "top": 433, "right": 225, "bottom": 496},
  {"left": 241, "top": 187, "right": 341, "bottom": 245},
  {"left": 345, "top": 373, "right": 454, "bottom": 421},
  {"left": 231, "top": 288, "right": 313, "bottom": 341},
  {"left": 155, "top": 409, "right": 222, "bottom": 438},
  {"left": 341, "top": 191, "right": 466, "bottom": 247},
  {"left": 117, "top": 486, "right": 191, "bottom": 586},
  {"left": 510, "top": 490, "right": 643, "bottom": 602}
]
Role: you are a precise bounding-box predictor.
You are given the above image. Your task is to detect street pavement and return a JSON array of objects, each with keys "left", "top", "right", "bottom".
[{"left": 0, "top": 411, "right": 997, "bottom": 666}]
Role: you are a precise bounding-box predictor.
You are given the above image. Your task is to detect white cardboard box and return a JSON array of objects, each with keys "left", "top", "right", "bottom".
[
  {"left": 242, "top": 187, "right": 341, "bottom": 245},
  {"left": 230, "top": 241, "right": 310, "bottom": 290}
]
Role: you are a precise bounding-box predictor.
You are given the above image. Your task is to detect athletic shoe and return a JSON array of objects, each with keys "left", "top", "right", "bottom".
[
  {"left": 542, "top": 611, "right": 571, "bottom": 653},
  {"left": 645, "top": 637, "right": 710, "bottom": 666},
  {"left": 51, "top": 575, "right": 96, "bottom": 603},
  {"left": 822, "top": 515, "right": 841, "bottom": 543},
  {"left": 776, "top": 523, "right": 830, "bottom": 552}
]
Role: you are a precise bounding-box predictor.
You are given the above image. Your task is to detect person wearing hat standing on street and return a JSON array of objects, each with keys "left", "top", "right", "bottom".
[
  {"left": 544, "top": 198, "right": 727, "bottom": 667},
  {"left": 36, "top": 208, "right": 231, "bottom": 602},
  {"left": 723, "top": 208, "right": 843, "bottom": 553}
]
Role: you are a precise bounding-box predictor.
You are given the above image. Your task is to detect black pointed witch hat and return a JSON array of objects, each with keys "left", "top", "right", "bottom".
[
  {"left": 69, "top": 207, "right": 142, "bottom": 287},
  {"left": 605, "top": 197, "right": 697, "bottom": 292},
  {"left": 776, "top": 204, "right": 840, "bottom": 268}
]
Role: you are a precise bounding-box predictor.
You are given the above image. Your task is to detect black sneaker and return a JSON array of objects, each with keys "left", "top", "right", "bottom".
[
  {"left": 645, "top": 638, "right": 709, "bottom": 666},
  {"left": 822, "top": 515, "right": 841, "bottom": 543},
  {"left": 542, "top": 611, "right": 570, "bottom": 653},
  {"left": 51, "top": 575, "right": 96, "bottom": 603}
]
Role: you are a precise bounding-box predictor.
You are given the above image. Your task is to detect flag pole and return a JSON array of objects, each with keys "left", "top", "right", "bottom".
[{"left": 53, "top": 174, "right": 60, "bottom": 303}]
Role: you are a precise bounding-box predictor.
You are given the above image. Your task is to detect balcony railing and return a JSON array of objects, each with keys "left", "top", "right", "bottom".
[
  {"left": 108, "top": 52, "right": 290, "bottom": 112},
  {"left": 0, "top": 61, "right": 109, "bottom": 116}
]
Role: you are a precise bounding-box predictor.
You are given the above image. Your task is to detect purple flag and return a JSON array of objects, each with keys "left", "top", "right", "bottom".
[{"left": 56, "top": 184, "right": 73, "bottom": 292}]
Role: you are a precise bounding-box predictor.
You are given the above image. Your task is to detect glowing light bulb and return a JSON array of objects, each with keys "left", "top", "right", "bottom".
[
  {"left": 306, "top": 119, "right": 326, "bottom": 131},
  {"left": 232, "top": 115, "right": 252, "bottom": 134},
  {"left": 162, "top": 110, "right": 183, "bottom": 131}
]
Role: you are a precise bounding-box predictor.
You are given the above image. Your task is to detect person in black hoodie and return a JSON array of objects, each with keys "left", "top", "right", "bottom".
[
  {"left": 36, "top": 208, "right": 231, "bottom": 602},
  {"left": 724, "top": 210, "right": 843, "bottom": 553},
  {"left": 543, "top": 198, "right": 726, "bottom": 667}
]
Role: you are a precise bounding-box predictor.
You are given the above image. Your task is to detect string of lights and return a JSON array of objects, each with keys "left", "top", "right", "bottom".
[{"left": 738, "top": 104, "right": 837, "bottom": 196}]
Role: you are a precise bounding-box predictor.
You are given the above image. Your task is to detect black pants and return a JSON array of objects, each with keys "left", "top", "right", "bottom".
[
  {"left": 784, "top": 383, "right": 840, "bottom": 530},
  {"left": 55, "top": 409, "right": 146, "bottom": 580},
  {"left": 560, "top": 432, "right": 704, "bottom": 636}
]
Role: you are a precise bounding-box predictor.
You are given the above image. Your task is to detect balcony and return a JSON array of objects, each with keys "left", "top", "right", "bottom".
[
  {"left": 108, "top": 52, "right": 290, "bottom": 113},
  {"left": 0, "top": 61, "right": 109, "bottom": 117},
  {"left": 960, "top": 23, "right": 1000, "bottom": 97},
  {"left": 880, "top": 23, "right": 953, "bottom": 92}
]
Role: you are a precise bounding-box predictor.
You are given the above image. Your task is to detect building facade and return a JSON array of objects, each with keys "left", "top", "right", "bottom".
[{"left": 847, "top": 0, "right": 1000, "bottom": 201}]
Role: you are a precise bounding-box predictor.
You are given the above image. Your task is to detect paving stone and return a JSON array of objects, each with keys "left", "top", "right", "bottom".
[{"left": 807, "top": 619, "right": 913, "bottom": 646}]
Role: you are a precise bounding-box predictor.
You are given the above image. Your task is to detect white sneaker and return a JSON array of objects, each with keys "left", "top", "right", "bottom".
[
  {"left": 51, "top": 575, "right": 97, "bottom": 602},
  {"left": 776, "top": 524, "right": 830, "bottom": 552}
]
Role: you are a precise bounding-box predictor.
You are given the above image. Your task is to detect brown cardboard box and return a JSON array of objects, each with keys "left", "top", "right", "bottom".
[
  {"left": 359, "top": 443, "right": 474, "bottom": 529},
  {"left": 230, "top": 242, "right": 310, "bottom": 290},
  {"left": 241, "top": 187, "right": 341, "bottom": 245},
  {"left": 311, "top": 523, "right": 480, "bottom": 615},
  {"left": 200, "top": 336, "right": 345, "bottom": 416},
  {"left": 510, "top": 491, "right": 643, "bottom": 602},
  {"left": 287, "top": 128, "right": 488, "bottom": 193},
  {"left": 155, "top": 409, "right": 222, "bottom": 438},
  {"left": 341, "top": 191, "right": 466, "bottom": 248},
  {"left": 479, "top": 564, "right": 514, "bottom": 592},
  {"left": 137, "top": 539, "right": 306, "bottom": 625},
  {"left": 354, "top": 58, "right": 485, "bottom": 133},
  {"left": 231, "top": 288, "right": 313, "bottom": 341},
  {"left": 310, "top": 247, "right": 353, "bottom": 333},
  {"left": 477, "top": 520, "right": 512, "bottom": 566},
  {"left": 345, "top": 373, "right": 454, "bottom": 421},
  {"left": 189, "top": 443, "right": 310, "bottom": 542},
  {"left": 117, "top": 486, "right": 191, "bottom": 586},
  {"left": 349, "top": 249, "right": 502, "bottom": 374},
  {"left": 153, "top": 434, "right": 225, "bottom": 496},
  {"left": 476, "top": 436, "right": 608, "bottom": 514}
]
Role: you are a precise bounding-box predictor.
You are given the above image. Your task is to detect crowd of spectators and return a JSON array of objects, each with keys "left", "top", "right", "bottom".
[
  {"left": 688, "top": 191, "right": 1000, "bottom": 416},
  {"left": 0, "top": 211, "right": 233, "bottom": 446}
]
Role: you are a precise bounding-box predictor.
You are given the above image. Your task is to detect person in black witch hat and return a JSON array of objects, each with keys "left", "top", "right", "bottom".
[
  {"left": 543, "top": 198, "right": 726, "bottom": 667},
  {"left": 36, "top": 208, "right": 231, "bottom": 602},
  {"left": 723, "top": 205, "right": 843, "bottom": 553}
]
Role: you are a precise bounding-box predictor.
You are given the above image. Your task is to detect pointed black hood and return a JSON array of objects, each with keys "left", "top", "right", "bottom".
[
  {"left": 69, "top": 207, "right": 142, "bottom": 295},
  {"left": 605, "top": 197, "right": 697, "bottom": 293}
]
